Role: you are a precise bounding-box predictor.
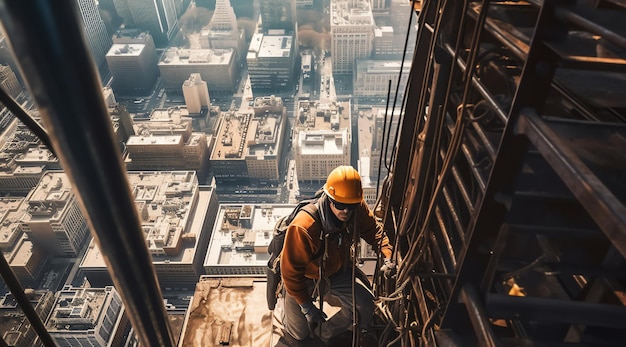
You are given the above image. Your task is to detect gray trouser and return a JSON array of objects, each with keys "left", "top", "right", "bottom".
[{"left": 281, "top": 267, "right": 375, "bottom": 343}]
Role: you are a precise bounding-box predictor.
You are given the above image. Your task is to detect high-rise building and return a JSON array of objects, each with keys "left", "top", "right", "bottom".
[
  {"left": 182, "top": 73, "right": 211, "bottom": 114},
  {"left": 76, "top": 0, "right": 113, "bottom": 68},
  {"left": 0, "top": 291, "right": 56, "bottom": 347},
  {"left": 259, "top": 0, "right": 296, "bottom": 33},
  {"left": 0, "top": 64, "right": 22, "bottom": 100},
  {"left": 112, "top": 0, "right": 179, "bottom": 47},
  {"left": 158, "top": 47, "right": 238, "bottom": 94},
  {"left": 199, "top": 0, "right": 246, "bottom": 63},
  {"left": 247, "top": 33, "right": 295, "bottom": 92},
  {"left": 79, "top": 172, "right": 219, "bottom": 291},
  {"left": 330, "top": 0, "right": 375, "bottom": 74},
  {"left": 124, "top": 108, "right": 210, "bottom": 180},
  {"left": 0, "top": 197, "right": 48, "bottom": 286},
  {"left": 210, "top": 96, "right": 287, "bottom": 186},
  {"left": 204, "top": 204, "right": 295, "bottom": 276},
  {"left": 46, "top": 286, "right": 129, "bottom": 347},
  {"left": 370, "top": 107, "right": 401, "bottom": 180},
  {"left": 21, "top": 172, "right": 90, "bottom": 256},
  {"left": 0, "top": 31, "right": 22, "bottom": 87},
  {"left": 373, "top": 26, "right": 406, "bottom": 60},
  {"left": 107, "top": 30, "right": 159, "bottom": 95},
  {"left": 293, "top": 100, "right": 352, "bottom": 188},
  {"left": 353, "top": 60, "right": 410, "bottom": 98}
]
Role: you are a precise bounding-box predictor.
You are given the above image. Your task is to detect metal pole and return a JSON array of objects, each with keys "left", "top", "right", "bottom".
[{"left": 0, "top": 2, "right": 174, "bottom": 346}]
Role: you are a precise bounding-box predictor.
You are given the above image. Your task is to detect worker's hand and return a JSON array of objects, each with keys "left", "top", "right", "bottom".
[
  {"left": 299, "top": 300, "right": 327, "bottom": 337},
  {"left": 380, "top": 258, "right": 396, "bottom": 277}
]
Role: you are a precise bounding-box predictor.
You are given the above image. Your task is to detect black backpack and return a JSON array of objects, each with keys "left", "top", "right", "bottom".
[{"left": 266, "top": 191, "right": 323, "bottom": 310}]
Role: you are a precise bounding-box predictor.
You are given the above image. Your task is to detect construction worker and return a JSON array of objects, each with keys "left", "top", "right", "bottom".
[{"left": 280, "top": 165, "right": 394, "bottom": 345}]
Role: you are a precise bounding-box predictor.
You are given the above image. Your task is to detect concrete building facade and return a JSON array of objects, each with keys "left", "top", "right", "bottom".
[
  {"left": 107, "top": 30, "right": 159, "bottom": 95},
  {"left": 259, "top": 0, "right": 297, "bottom": 32},
  {"left": 210, "top": 95, "right": 287, "bottom": 185},
  {"left": 204, "top": 204, "right": 294, "bottom": 276},
  {"left": 0, "top": 64, "right": 22, "bottom": 99},
  {"left": 77, "top": 0, "right": 112, "bottom": 68},
  {"left": 46, "top": 286, "right": 129, "bottom": 347},
  {"left": 353, "top": 60, "right": 411, "bottom": 98},
  {"left": 79, "top": 172, "right": 219, "bottom": 291},
  {"left": 20, "top": 172, "right": 89, "bottom": 257},
  {"left": 124, "top": 108, "right": 209, "bottom": 180},
  {"left": 0, "top": 291, "right": 55, "bottom": 346},
  {"left": 0, "top": 197, "right": 48, "bottom": 286},
  {"left": 199, "top": 0, "right": 246, "bottom": 63},
  {"left": 330, "top": 0, "right": 375, "bottom": 74},
  {"left": 158, "top": 48, "right": 238, "bottom": 94},
  {"left": 112, "top": 0, "right": 179, "bottom": 47},
  {"left": 182, "top": 73, "right": 211, "bottom": 114},
  {"left": 247, "top": 33, "right": 296, "bottom": 92},
  {"left": 293, "top": 100, "right": 352, "bottom": 184}
]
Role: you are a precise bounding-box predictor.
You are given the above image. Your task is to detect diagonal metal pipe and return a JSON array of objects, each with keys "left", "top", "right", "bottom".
[{"left": 0, "top": 1, "right": 174, "bottom": 346}]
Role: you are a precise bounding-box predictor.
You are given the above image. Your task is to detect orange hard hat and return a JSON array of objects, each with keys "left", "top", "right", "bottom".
[{"left": 323, "top": 166, "right": 363, "bottom": 204}]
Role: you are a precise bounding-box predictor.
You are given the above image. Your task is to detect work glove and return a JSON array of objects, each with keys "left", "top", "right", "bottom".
[
  {"left": 299, "top": 300, "right": 327, "bottom": 337},
  {"left": 380, "top": 258, "right": 396, "bottom": 277}
]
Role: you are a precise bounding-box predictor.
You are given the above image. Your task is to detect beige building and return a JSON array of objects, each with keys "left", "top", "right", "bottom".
[
  {"left": 353, "top": 60, "right": 410, "bottom": 98},
  {"left": 293, "top": 100, "right": 352, "bottom": 183},
  {"left": 210, "top": 95, "right": 287, "bottom": 185},
  {"left": 247, "top": 33, "right": 296, "bottom": 92},
  {"left": 106, "top": 32, "right": 159, "bottom": 94},
  {"left": 200, "top": 0, "right": 246, "bottom": 63},
  {"left": 330, "top": 0, "right": 375, "bottom": 74},
  {"left": 0, "top": 64, "right": 22, "bottom": 99},
  {"left": 0, "top": 291, "right": 55, "bottom": 346},
  {"left": 124, "top": 107, "right": 209, "bottom": 180},
  {"left": 204, "top": 204, "right": 295, "bottom": 276},
  {"left": 21, "top": 172, "right": 89, "bottom": 256},
  {"left": 0, "top": 197, "right": 47, "bottom": 286},
  {"left": 182, "top": 73, "right": 211, "bottom": 114},
  {"left": 158, "top": 47, "right": 238, "bottom": 94},
  {"left": 46, "top": 286, "right": 129, "bottom": 347},
  {"left": 79, "top": 171, "right": 219, "bottom": 291}
]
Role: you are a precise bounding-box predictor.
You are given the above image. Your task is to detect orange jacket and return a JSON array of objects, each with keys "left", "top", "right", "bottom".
[{"left": 280, "top": 200, "right": 392, "bottom": 304}]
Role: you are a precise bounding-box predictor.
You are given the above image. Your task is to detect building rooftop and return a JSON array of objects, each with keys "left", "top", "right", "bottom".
[
  {"left": 127, "top": 134, "right": 183, "bottom": 146},
  {"left": 80, "top": 171, "right": 206, "bottom": 268},
  {"left": 331, "top": 0, "right": 374, "bottom": 26},
  {"left": 25, "top": 172, "right": 73, "bottom": 220},
  {"left": 204, "top": 204, "right": 295, "bottom": 274},
  {"left": 106, "top": 43, "right": 146, "bottom": 57},
  {"left": 0, "top": 291, "right": 55, "bottom": 346},
  {"left": 211, "top": 98, "right": 285, "bottom": 161},
  {"left": 7, "top": 236, "right": 35, "bottom": 267},
  {"left": 159, "top": 47, "right": 234, "bottom": 66},
  {"left": 257, "top": 35, "right": 293, "bottom": 58},
  {"left": 179, "top": 277, "right": 274, "bottom": 345},
  {"left": 294, "top": 100, "right": 350, "bottom": 132},
  {"left": 0, "top": 197, "right": 26, "bottom": 251},
  {"left": 298, "top": 130, "right": 349, "bottom": 155},
  {"left": 357, "top": 60, "right": 411, "bottom": 73},
  {"left": 46, "top": 286, "right": 113, "bottom": 332}
]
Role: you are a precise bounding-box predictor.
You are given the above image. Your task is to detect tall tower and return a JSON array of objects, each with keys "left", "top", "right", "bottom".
[
  {"left": 331, "top": 0, "right": 375, "bottom": 74},
  {"left": 209, "top": 0, "right": 239, "bottom": 32},
  {"left": 200, "top": 0, "right": 246, "bottom": 62},
  {"left": 0, "top": 64, "right": 22, "bottom": 99},
  {"left": 259, "top": 0, "right": 296, "bottom": 33},
  {"left": 182, "top": 73, "right": 211, "bottom": 114},
  {"left": 112, "top": 0, "right": 179, "bottom": 47},
  {"left": 76, "top": 0, "right": 113, "bottom": 68}
]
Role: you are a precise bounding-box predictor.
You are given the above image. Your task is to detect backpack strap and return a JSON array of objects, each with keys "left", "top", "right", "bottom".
[
  {"left": 297, "top": 203, "right": 325, "bottom": 260},
  {"left": 300, "top": 203, "right": 319, "bottom": 225}
]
